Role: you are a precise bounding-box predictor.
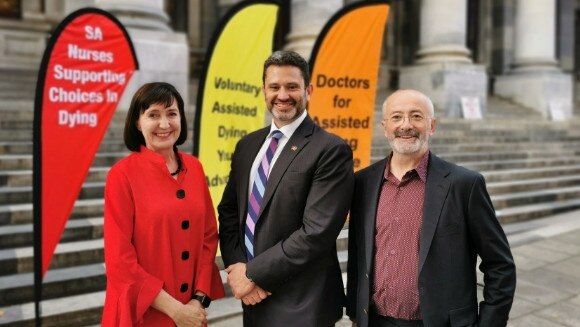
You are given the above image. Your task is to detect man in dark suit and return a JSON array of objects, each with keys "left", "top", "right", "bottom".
[
  {"left": 346, "top": 89, "right": 516, "bottom": 327},
  {"left": 218, "top": 50, "right": 354, "bottom": 326}
]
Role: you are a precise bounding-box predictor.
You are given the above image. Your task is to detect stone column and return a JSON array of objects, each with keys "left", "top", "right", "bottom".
[
  {"left": 284, "top": 0, "right": 342, "bottom": 60},
  {"left": 217, "top": 0, "right": 243, "bottom": 17},
  {"left": 415, "top": 0, "right": 470, "bottom": 64},
  {"left": 399, "top": 0, "right": 487, "bottom": 117},
  {"left": 495, "top": 0, "right": 572, "bottom": 118},
  {"left": 0, "top": 1, "right": 51, "bottom": 70},
  {"left": 96, "top": 0, "right": 189, "bottom": 110}
]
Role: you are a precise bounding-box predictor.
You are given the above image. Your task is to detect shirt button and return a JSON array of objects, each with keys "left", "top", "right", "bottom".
[
  {"left": 181, "top": 220, "right": 190, "bottom": 230},
  {"left": 390, "top": 250, "right": 396, "bottom": 255},
  {"left": 182, "top": 251, "right": 189, "bottom": 260},
  {"left": 365, "top": 273, "right": 369, "bottom": 278},
  {"left": 176, "top": 189, "right": 186, "bottom": 199},
  {"left": 180, "top": 283, "right": 189, "bottom": 293},
  {"left": 363, "top": 308, "right": 367, "bottom": 314}
]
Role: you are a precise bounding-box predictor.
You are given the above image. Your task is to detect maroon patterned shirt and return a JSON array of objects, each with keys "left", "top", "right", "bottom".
[{"left": 372, "top": 151, "right": 429, "bottom": 320}]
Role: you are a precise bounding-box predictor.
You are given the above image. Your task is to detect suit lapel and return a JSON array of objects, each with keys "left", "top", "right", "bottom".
[
  {"left": 364, "top": 159, "right": 387, "bottom": 273},
  {"left": 419, "top": 153, "right": 450, "bottom": 273},
  {"left": 259, "top": 116, "right": 314, "bottom": 217}
]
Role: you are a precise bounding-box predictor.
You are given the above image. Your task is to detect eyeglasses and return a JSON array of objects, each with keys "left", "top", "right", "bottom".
[{"left": 383, "top": 113, "right": 432, "bottom": 125}]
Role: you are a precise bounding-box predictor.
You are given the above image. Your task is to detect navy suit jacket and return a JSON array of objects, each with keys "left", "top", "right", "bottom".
[
  {"left": 219, "top": 115, "right": 354, "bottom": 327},
  {"left": 346, "top": 152, "right": 516, "bottom": 327}
]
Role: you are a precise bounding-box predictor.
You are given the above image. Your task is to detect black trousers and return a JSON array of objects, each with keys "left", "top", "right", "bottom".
[{"left": 370, "top": 311, "right": 423, "bottom": 327}]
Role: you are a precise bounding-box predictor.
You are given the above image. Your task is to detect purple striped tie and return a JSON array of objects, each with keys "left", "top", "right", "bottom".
[{"left": 245, "top": 130, "right": 283, "bottom": 260}]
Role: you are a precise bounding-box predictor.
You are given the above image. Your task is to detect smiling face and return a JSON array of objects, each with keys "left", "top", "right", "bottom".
[
  {"left": 263, "top": 65, "right": 312, "bottom": 128},
  {"left": 381, "top": 90, "right": 436, "bottom": 156},
  {"left": 137, "top": 98, "right": 181, "bottom": 154}
]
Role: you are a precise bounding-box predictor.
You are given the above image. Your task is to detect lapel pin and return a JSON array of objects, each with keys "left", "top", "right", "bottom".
[{"left": 291, "top": 145, "right": 298, "bottom": 151}]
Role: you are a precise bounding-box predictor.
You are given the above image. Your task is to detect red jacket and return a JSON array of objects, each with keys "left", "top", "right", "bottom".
[{"left": 102, "top": 146, "right": 224, "bottom": 326}]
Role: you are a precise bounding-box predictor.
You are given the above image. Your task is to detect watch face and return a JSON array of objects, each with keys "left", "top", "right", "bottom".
[
  {"left": 202, "top": 296, "right": 211, "bottom": 308},
  {"left": 195, "top": 295, "right": 211, "bottom": 308}
]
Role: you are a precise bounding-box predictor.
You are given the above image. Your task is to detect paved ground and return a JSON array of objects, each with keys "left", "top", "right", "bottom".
[
  {"left": 503, "top": 210, "right": 580, "bottom": 326},
  {"left": 212, "top": 210, "right": 580, "bottom": 327}
]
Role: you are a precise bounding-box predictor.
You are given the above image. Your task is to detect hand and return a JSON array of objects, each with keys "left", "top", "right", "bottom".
[
  {"left": 172, "top": 301, "right": 207, "bottom": 327},
  {"left": 225, "top": 262, "right": 254, "bottom": 299},
  {"left": 242, "top": 285, "right": 271, "bottom": 305}
]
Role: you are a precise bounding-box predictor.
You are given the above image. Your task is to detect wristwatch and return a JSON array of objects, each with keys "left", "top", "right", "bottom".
[{"left": 192, "top": 294, "right": 211, "bottom": 308}]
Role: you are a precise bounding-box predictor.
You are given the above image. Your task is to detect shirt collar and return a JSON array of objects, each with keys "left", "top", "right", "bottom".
[
  {"left": 269, "top": 109, "right": 307, "bottom": 139},
  {"left": 385, "top": 150, "right": 430, "bottom": 182},
  {"left": 137, "top": 145, "right": 186, "bottom": 173}
]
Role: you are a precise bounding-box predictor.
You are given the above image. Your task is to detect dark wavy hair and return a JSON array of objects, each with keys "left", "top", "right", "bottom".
[
  {"left": 123, "top": 82, "right": 187, "bottom": 152},
  {"left": 262, "top": 50, "right": 310, "bottom": 86}
]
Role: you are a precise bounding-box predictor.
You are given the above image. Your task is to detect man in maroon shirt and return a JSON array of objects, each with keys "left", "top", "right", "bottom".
[{"left": 347, "top": 89, "right": 516, "bottom": 327}]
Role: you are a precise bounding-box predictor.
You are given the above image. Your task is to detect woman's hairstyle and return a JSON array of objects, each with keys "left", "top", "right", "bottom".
[{"left": 123, "top": 82, "right": 187, "bottom": 151}]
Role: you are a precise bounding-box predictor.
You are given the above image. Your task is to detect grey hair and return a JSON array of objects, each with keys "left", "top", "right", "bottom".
[{"left": 382, "top": 89, "right": 435, "bottom": 118}]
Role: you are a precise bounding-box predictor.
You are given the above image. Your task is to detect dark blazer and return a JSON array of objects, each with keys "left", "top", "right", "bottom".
[
  {"left": 218, "top": 115, "right": 354, "bottom": 327},
  {"left": 346, "top": 152, "right": 516, "bottom": 327}
]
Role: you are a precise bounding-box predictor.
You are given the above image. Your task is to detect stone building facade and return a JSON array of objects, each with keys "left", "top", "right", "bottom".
[{"left": 1, "top": 0, "right": 578, "bottom": 116}]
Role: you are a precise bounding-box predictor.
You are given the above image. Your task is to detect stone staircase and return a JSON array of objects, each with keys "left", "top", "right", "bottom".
[{"left": 1, "top": 80, "right": 580, "bottom": 325}]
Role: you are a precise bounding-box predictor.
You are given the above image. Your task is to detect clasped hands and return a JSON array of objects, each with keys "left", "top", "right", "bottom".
[
  {"left": 172, "top": 298, "right": 207, "bottom": 327},
  {"left": 225, "top": 262, "right": 271, "bottom": 305}
]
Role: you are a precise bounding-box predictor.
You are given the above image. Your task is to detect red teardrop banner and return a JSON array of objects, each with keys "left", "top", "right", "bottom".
[{"left": 33, "top": 8, "right": 138, "bottom": 280}]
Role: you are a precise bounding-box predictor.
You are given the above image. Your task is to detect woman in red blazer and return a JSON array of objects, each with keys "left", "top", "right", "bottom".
[{"left": 102, "top": 82, "right": 224, "bottom": 326}]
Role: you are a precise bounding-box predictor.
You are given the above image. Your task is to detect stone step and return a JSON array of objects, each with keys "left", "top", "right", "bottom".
[
  {"left": 0, "top": 276, "right": 242, "bottom": 325},
  {"left": 491, "top": 185, "right": 580, "bottom": 209},
  {"left": 0, "top": 217, "right": 103, "bottom": 250},
  {"left": 371, "top": 127, "right": 580, "bottom": 140},
  {"left": 0, "top": 151, "right": 127, "bottom": 170},
  {"left": 0, "top": 238, "right": 103, "bottom": 276},
  {"left": 0, "top": 198, "right": 104, "bottom": 226},
  {"left": 480, "top": 165, "right": 580, "bottom": 182},
  {"left": 0, "top": 263, "right": 106, "bottom": 307},
  {"left": 0, "top": 128, "right": 125, "bottom": 142},
  {"left": 0, "top": 142, "right": 34, "bottom": 155},
  {"left": 0, "top": 182, "right": 104, "bottom": 206},
  {"left": 0, "top": 102, "right": 34, "bottom": 118},
  {"left": 457, "top": 156, "right": 580, "bottom": 171},
  {"left": 372, "top": 141, "right": 580, "bottom": 157},
  {"left": 372, "top": 151, "right": 580, "bottom": 166},
  {"left": 432, "top": 141, "right": 577, "bottom": 153},
  {"left": 0, "top": 166, "right": 109, "bottom": 187},
  {"left": 496, "top": 198, "right": 580, "bottom": 224},
  {"left": 0, "top": 259, "right": 354, "bottom": 326},
  {"left": 370, "top": 117, "right": 578, "bottom": 130},
  {"left": 0, "top": 227, "right": 348, "bottom": 277},
  {"left": 486, "top": 175, "right": 580, "bottom": 194},
  {"left": 0, "top": 89, "right": 36, "bottom": 101},
  {"left": 0, "top": 291, "right": 105, "bottom": 327},
  {"left": 0, "top": 276, "right": 357, "bottom": 327},
  {"left": 0, "top": 139, "right": 194, "bottom": 155},
  {"left": 431, "top": 134, "right": 580, "bottom": 144},
  {"left": 8, "top": 168, "right": 576, "bottom": 207},
  {"left": 0, "top": 265, "right": 350, "bottom": 327},
  {"left": 0, "top": 231, "right": 348, "bottom": 308},
  {"left": 0, "top": 290, "right": 241, "bottom": 326},
  {"left": 437, "top": 148, "right": 580, "bottom": 163}
]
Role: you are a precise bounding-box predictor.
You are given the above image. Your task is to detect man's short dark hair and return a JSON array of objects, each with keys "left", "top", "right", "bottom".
[
  {"left": 123, "top": 82, "right": 187, "bottom": 152},
  {"left": 263, "top": 50, "right": 310, "bottom": 86}
]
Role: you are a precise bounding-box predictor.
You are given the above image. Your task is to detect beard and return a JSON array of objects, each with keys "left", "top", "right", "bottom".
[
  {"left": 387, "top": 128, "right": 428, "bottom": 154},
  {"left": 268, "top": 99, "right": 306, "bottom": 123}
]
